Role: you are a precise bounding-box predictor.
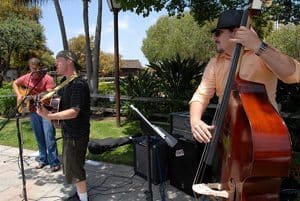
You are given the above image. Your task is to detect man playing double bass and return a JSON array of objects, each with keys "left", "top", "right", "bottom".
[
  {"left": 190, "top": 9, "right": 300, "bottom": 144},
  {"left": 190, "top": 8, "right": 300, "bottom": 200}
]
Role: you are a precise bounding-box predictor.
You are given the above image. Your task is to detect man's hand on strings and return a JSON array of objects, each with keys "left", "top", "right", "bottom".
[
  {"left": 36, "top": 105, "right": 50, "bottom": 120},
  {"left": 17, "top": 95, "right": 23, "bottom": 104},
  {"left": 191, "top": 119, "right": 214, "bottom": 143}
]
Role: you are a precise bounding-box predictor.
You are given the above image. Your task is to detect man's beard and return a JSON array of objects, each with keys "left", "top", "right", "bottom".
[
  {"left": 216, "top": 47, "right": 224, "bottom": 53},
  {"left": 215, "top": 42, "right": 224, "bottom": 53}
]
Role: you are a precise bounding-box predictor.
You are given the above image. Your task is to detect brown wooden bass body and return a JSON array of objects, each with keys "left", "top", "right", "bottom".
[{"left": 219, "top": 77, "right": 292, "bottom": 201}]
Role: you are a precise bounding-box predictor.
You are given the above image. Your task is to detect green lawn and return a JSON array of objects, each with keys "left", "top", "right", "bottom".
[{"left": 0, "top": 117, "right": 142, "bottom": 166}]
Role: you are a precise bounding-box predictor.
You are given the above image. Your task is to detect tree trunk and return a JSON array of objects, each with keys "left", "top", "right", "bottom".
[
  {"left": 91, "top": 0, "right": 102, "bottom": 95},
  {"left": 54, "top": 0, "right": 68, "bottom": 50},
  {"left": 83, "top": 0, "right": 92, "bottom": 80}
]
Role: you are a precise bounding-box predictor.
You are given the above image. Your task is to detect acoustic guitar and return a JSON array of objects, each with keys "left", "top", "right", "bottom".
[
  {"left": 37, "top": 95, "right": 61, "bottom": 128},
  {"left": 17, "top": 86, "right": 61, "bottom": 127},
  {"left": 17, "top": 86, "right": 39, "bottom": 113}
]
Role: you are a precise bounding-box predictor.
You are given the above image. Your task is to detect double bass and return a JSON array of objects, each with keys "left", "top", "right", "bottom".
[{"left": 192, "top": 1, "right": 292, "bottom": 200}]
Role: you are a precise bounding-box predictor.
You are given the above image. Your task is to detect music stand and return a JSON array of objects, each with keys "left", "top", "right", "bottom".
[{"left": 130, "top": 105, "right": 177, "bottom": 201}]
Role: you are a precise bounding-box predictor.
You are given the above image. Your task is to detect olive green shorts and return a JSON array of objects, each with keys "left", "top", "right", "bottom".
[{"left": 62, "top": 136, "right": 89, "bottom": 184}]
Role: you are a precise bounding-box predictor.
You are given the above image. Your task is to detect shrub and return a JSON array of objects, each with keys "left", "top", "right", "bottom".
[
  {"left": 0, "top": 82, "right": 16, "bottom": 117},
  {"left": 148, "top": 54, "right": 207, "bottom": 112},
  {"left": 120, "top": 69, "right": 161, "bottom": 119},
  {"left": 120, "top": 55, "right": 207, "bottom": 121},
  {"left": 98, "top": 81, "right": 115, "bottom": 94}
]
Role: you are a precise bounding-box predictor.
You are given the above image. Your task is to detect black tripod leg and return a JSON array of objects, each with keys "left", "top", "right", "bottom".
[
  {"left": 145, "top": 134, "right": 153, "bottom": 201},
  {"left": 16, "top": 113, "right": 28, "bottom": 201}
]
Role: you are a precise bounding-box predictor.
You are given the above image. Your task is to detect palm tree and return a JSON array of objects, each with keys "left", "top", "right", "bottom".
[
  {"left": 13, "top": 0, "right": 69, "bottom": 50},
  {"left": 91, "top": 0, "right": 102, "bottom": 96},
  {"left": 82, "top": 0, "right": 102, "bottom": 101},
  {"left": 53, "top": 0, "right": 68, "bottom": 50},
  {"left": 82, "top": 0, "right": 92, "bottom": 82}
]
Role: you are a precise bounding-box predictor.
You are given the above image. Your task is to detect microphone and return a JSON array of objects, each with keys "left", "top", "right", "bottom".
[
  {"left": 152, "top": 125, "right": 178, "bottom": 148},
  {"left": 37, "top": 67, "right": 49, "bottom": 73},
  {"left": 45, "top": 65, "right": 57, "bottom": 76},
  {"left": 30, "top": 68, "right": 49, "bottom": 78}
]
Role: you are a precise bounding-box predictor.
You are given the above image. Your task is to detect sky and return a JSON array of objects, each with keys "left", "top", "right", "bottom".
[{"left": 40, "top": 0, "right": 166, "bottom": 66}]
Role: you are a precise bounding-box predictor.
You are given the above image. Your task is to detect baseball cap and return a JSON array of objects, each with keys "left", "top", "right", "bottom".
[
  {"left": 56, "top": 50, "right": 81, "bottom": 70},
  {"left": 211, "top": 10, "right": 243, "bottom": 33}
]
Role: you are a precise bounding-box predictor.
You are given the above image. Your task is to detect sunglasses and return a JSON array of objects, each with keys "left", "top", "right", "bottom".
[{"left": 214, "top": 29, "right": 224, "bottom": 37}]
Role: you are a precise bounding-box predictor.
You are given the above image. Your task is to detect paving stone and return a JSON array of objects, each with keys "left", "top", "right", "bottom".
[{"left": 0, "top": 145, "right": 193, "bottom": 200}]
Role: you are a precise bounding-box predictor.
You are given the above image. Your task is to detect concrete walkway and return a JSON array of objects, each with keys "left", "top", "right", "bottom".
[{"left": 0, "top": 145, "right": 194, "bottom": 201}]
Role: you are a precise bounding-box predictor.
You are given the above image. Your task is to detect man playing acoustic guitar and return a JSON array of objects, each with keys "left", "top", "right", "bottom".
[
  {"left": 13, "top": 57, "right": 61, "bottom": 172},
  {"left": 37, "top": 50, "right": 90, "bottom": 201}
]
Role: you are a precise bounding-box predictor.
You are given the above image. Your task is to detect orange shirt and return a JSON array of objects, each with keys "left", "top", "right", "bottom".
[
  {"left": 288, "top": 59, "right": 300, "bottom": 83},
  {"left": 190, "top": 50, "right": 299, "bottom": 110}
]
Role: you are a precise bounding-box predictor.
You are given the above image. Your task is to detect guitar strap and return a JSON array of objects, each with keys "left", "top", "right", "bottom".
[{"left": 40, "top": 73, "right": 78, "bottom": 102}]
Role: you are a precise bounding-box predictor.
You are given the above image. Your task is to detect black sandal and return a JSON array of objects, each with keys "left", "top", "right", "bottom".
[
  {"left": 51, "top": 165, "right": 61, "bottom": 172},
  {"left": 35, "top": 163, "right": 46, "bottom": 169}
]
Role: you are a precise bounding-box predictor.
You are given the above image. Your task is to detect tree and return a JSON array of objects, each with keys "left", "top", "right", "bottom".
[
  {"left": 268, "top": 24, "right": 300, "bottom": 170},
  {"left": 266, "top": 24, "right": 300, "bottom": 60},
  {"left": 68, "top": 34, "right": 87, "bottom": 65},
  {"left": 120, "top": 55, "right": 207, "bottom": 115},
  {"left": 1, "top": 0, "right": 41, "bottom": 22},
  {"left": 82, "top": 0, "right": 103, "bottom": 98},
  {"left": 80, "top": 0, "right": 109, "bottom": 105},
  {"left": 267, "top": 24, "right": 300, "bottom": 113},
  {"left": 142, "top": 13, "right": 215, "bottom": 63},
  {"left": 13, "top": 0, "right": 69, "bottom": 50},
  {"left": 148, "top": 54, "right": 206, "bottom": 101},
  {"left": 119, "top": 0, "right": 300, "bottom": 26},
  {"left": 91, "top": 0, "right": 103, "bottom": 95},
  {"left": 118, "top": 0, "right": 188, "bottom": 17},
  {"left": 53, "top": 0, "right": 69, "bottom": 50},
  {"left": 267, "top": 0, "right": 300, "bottom": 25},
  {"left": 83, "top": 0, "right": 92, "bottom": 82},
  {"left": 100, "top": 52, "right": 115, "bottom": 76},
  {"left": 0, "top": 0, "right": 41, "bottom": 60},
  {"left": 0, "top": 15, "right": 44, "bottom": 69},
  {"left": 69, "top": 34, "right": 116, "bottom": 76},
  {"left": 0, "top": 1, "right": 53, "bottom": 73}
]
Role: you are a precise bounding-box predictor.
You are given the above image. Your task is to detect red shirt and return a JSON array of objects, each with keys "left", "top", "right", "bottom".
[{"left": 14, "top": 72, "right": 55, "bottom": 94}]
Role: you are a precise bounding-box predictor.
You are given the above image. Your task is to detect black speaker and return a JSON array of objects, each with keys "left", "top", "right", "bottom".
[
  {"left": 168, "top": 138, "right": 204, "bottom": 196},
  {"left": 170, "top": 109, "right": 215, "bottom": 142},
  {"left": 133, "top": 136, "right": 169, "bottom": 185}
]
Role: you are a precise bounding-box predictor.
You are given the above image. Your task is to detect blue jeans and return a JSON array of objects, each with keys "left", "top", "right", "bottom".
[{"left": 29, "top": 112, "right": 60, "bottom": 167}]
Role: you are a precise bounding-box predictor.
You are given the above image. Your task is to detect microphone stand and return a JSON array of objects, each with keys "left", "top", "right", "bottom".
[
  {"left": 1, "top": 95, "right": 33, "bottom": 201},
  {"left": 0, "top": 70, "right": 48, "bottom": 201},
  {"left": 130, "top": 105, "right": 178, "bottom": 201},
  {"left": 16, "top": 111, "right": 28, "bottom": 201}
]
